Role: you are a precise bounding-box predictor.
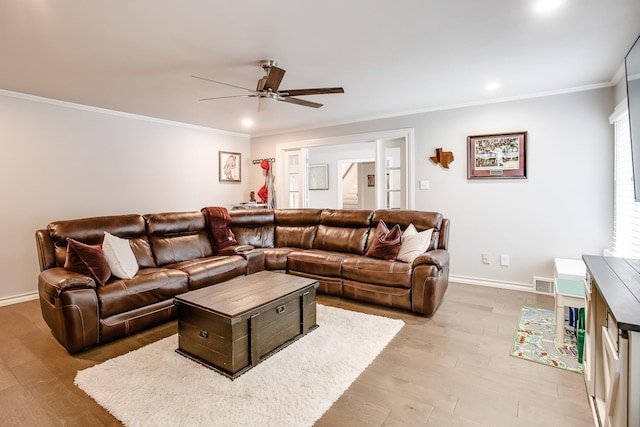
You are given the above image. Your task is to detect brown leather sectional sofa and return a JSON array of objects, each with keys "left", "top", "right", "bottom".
[{"left": 36, "top": 208, "right": 450, "bottom": 354}]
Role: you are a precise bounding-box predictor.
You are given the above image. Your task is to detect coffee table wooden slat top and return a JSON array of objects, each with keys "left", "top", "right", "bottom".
[{"left": 175, "top": 271, "right": 318, "bottom": 318}]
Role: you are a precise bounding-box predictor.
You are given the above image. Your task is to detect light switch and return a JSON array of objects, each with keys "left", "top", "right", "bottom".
[{"left": 419, "top": 180, "right": 430, "bottom": 190}]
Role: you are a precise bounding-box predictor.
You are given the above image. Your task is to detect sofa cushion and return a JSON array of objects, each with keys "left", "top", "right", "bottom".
[
  {"left": 313, "top": 225, "right": 370, "bottom": 254},
  {"left": 342, "top": 257, "right": 412, "bottom": 288},
  {"left": 64, "top": 238, "right": 111, "bottom": 286},
  {"left": 229, "top": 209, "right": 275, "bottom": 248},
  {"left": 397, "top": 224, "right": 434, "bottom": 264},
  {"left": 287, "top": 249, "right": 357, "bottom": 278},
  {"left": 313, "top": 209, "right": 372, "bottom": 254},
  {"left": 129, "top": 236, "right": 157, "bottom": 268},
  {"left": 262, "top": 247, "right": 296, "bottom": 270},
  {"left": 275, "top": 226, "right": 318, "bottom": 249},
  {"left": 365, "top": 220, "right": 401, "bottom": 261},
  {"left": 166, "top": 255, "right": 247, "bottom": 290},
  {"left": 98, "top": 268, "right": 189, "bottom": 318},
  {"left": 148, "top": 234, "right": 214, "bottom": 266},
  {"left": 102, "top": 232, "right": 139, "bottom": 279},
  {"left": 274, "top": 209, "right": 322, "bottom": 249},
  {"left": 318, "top": 209, "right": 373, "bottom": 228},
  {"left": 48, "top": 214, "right": 149, "bottom": 268},
  {"left": 145, "top": 212, "right": 214, "bottom": 266},
  {"left": 371, "top": 210, "right": 443, "bottom": 251},
  {"left": 233, "top": 224, "right": 275, "bottom": 248}
]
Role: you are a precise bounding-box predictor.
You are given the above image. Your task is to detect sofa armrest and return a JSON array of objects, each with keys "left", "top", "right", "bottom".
[
  {"left": 412, "top": 249, "right": 450, "bottom": 271},
  {"left": 38, "top": 268, "right": 100, "bottom": 354},
  {"left": 219, "top": 245, "right": 265, "bottom": 274},
  {"left": 218, "top": 245, "right": 255, "bottom": 255},
  {"left": 38, "top": 268, "right": 97, "bottom": 298}
]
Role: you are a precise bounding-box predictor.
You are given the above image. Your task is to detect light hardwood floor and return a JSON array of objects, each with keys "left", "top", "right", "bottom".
[{"left": 0, "top": 282, "right": 593, "bottom": 426}]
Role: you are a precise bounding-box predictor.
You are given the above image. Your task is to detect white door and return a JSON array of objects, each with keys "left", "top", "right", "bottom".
[
  {"left": 283, "top": 150, "right": 302, "bottom": 208},
  {"left": 376, "top": 138, "right": 407, "bottom": 209}
]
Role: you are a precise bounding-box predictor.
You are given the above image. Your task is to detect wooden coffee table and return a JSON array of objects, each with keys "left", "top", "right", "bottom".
[{"left": 174, "top": 271, "right": 319, "bottom": 379}]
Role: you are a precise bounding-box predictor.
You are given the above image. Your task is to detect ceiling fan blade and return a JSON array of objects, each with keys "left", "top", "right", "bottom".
[
  {"left": 279, "top": 87, "right": 344, "bottom": 97},
  {"left": 280, "top": 97, "right": 323, "bottom": 108},
  {"left": 256, "top": 76, "right": 267, "bottom": 91},
  {"left": 192, "top": 75, "right": 258, "bottom": 95},
  {"left": 264, "top": 66, "right": 285, "bottom": 91},
  {"left": 199, "top": 94, "right": 251, "bottom": 101}
]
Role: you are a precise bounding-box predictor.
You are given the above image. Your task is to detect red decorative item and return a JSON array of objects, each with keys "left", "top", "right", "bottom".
[
  {"left": 258, "top": 159, "right": 271, "bottom": 203},
  {"left": 258, "top": 185, "right": 268, "bottom": 203}
]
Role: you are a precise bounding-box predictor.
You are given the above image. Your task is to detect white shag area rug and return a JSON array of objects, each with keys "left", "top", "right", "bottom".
[{"left": 75, "top": 304, "right": 404, "bottom": 427}]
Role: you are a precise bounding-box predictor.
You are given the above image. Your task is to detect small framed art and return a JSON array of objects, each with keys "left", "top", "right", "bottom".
[
  {"left": 219, "top": 151, "right": 241, "bottom": 182},
  {"left": 308, "top": 164, "right": 328, "bottom": 190},
  {"left": 367, "top": 174, "right": 375, "bottom": 187},
  {"left": 467, "top": 131, "right": 527, "bottom": 179}
]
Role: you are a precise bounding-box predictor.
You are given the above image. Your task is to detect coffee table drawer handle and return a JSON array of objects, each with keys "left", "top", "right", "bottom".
[
  {"left": 199, "top": 330, "right": 209, "bottom": 339},
  {"left": 276, "top": 305, "right": 286, "bottom": 314}
]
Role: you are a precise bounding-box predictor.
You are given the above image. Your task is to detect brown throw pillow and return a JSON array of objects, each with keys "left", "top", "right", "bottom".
[
  {"left": 64, "top": 238, "right": 112, "bottom": 286},
  {"left": 365, "top": 220, "right": 402, "bottom": 261}
]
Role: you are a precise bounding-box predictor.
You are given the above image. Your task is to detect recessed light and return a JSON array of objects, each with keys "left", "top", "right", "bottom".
[
  {"left": 535, "top": 0, "right": 562, "bottom": 13},
  {"left": 484, "top": 82, "right": 501, "bottom": 91},
  {"left": 241, "top": 118, "right": 254, "bottom": 127}
]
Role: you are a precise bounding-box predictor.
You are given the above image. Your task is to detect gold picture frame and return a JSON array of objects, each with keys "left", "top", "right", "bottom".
[{"left": 219, "top": 151, "right": 241, "bottom": 182}]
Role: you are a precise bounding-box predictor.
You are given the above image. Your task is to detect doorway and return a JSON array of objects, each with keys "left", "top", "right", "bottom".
[
  {"left": 339, "top": 161, "right": 375, "bottom": 209},
  {"left": 275, "top": 128, "right": 415, "bottom": 209}
]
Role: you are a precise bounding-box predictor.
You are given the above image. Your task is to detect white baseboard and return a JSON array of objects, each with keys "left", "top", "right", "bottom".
[
  {"left": 449, "top": 275, "right": 535, "bottom": 293},
  {"left": 0, "top": 291, "right": 39, "bottom": 307}
]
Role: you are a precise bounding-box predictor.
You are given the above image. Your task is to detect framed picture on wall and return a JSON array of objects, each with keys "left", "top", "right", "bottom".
[
  {"left": 308, "top": 164, "right": 328, "bottom": 190},
  {"left": 367, "top": 174, "right": 375, "bottom": 187},
  {"left": 467, "top": 131, "right": 527, "bottom": 179},
  {"left": 219, "top": 151, "right": 241, "bottom": 182}
]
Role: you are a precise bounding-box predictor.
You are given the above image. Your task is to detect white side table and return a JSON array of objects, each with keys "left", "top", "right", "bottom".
[{"left": 554, "top": 258, "right": 586, "bottom": 344}]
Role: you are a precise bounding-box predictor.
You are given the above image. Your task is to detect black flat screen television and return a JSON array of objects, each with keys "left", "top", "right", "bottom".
[{"left": 626, "top": 34, "right": 640, "bottom": 201}]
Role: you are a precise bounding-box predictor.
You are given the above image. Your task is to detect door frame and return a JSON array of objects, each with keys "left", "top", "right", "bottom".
[{"left": 275, "top": 128, "right": 415, "bottom": 209}]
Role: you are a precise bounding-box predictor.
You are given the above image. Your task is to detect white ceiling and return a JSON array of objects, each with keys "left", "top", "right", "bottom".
[{"left": 1, "top": 1, "right": 639, "bottom": 136}]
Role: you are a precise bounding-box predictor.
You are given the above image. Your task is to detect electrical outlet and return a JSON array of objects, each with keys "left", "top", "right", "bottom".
[
  {"left": 500, "top": 254, "right": 510, "bottom": 266},
  {"left": 419, "top": 180, "right": 430, "bottom": 190},
  {"left": 482, "top": 253, "right": 491, "bottom": 264}
]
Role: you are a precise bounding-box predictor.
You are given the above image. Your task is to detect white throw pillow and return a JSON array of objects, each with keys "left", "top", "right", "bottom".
[
  {"left": 397, "top": 224, "right": 434, "bottom": 264},
  {"left": 401, "top": 223, "right": 417, "bottom": 241},
  {"left": 102, "top": 232, "right": 139, "bottom": 279}
]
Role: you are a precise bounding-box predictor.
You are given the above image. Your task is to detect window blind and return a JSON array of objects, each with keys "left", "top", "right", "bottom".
[{"left": 611, "top": 105, "right": 640, "bottom": 257}]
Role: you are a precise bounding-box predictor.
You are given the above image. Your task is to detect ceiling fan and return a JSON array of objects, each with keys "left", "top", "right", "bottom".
[{"left": 192, "top": 60, "right": 344, "bottom": 111}]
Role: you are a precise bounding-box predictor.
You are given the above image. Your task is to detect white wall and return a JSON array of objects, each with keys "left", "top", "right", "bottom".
[
  {"left": 0, "top": 92, "right": 250, "bottom": 302},
  {"left": 251, "top": 88, "right": 614, "bottom": 287}
]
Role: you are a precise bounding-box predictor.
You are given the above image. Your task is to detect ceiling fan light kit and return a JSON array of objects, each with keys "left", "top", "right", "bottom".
[{"left": 193, "top": 60, "right": 344, "bottom": 111}]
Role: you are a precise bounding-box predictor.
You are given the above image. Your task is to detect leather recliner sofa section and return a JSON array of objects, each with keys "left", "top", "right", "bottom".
[
  {"left": 224, "top": 208, "right": 450, "bottom": 316},
  {"left": 36, "top": 208, "right": 450, "bottom": 354}
]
